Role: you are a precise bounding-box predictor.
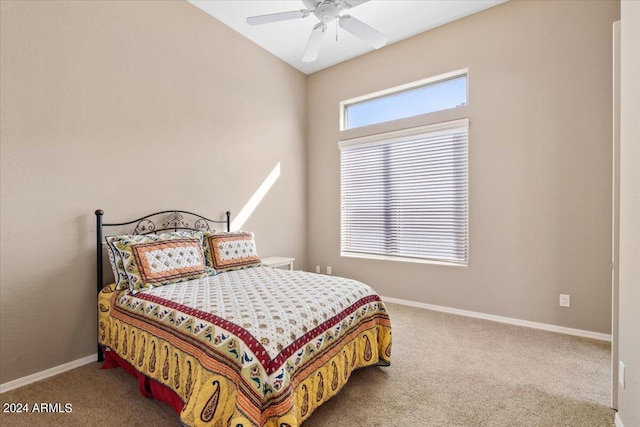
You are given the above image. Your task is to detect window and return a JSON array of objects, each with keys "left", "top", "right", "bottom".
[
  {"left": 341, "top": 70, "right": 467, "bottom": 130},
  {"left": 340, "top": 119, "right": 469, "bottom": 265}
]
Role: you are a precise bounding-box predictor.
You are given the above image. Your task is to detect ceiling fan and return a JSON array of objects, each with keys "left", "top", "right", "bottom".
[{"left": 246, "top": 0, "right": 388, "bottom": 63}]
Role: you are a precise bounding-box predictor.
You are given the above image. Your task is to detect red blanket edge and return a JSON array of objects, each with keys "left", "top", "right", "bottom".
[{"left": 101, "top": 348, "right": 185, "bottom": 415}]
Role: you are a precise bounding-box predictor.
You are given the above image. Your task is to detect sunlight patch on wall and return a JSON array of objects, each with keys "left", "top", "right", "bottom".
[{"left": 231, "top": 162, "right": 281, "bottom": 231}]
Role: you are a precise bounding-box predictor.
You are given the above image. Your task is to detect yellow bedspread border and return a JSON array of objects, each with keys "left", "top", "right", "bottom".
[{"left": 99, "top": 285, "right": 392, "bottom": 427}]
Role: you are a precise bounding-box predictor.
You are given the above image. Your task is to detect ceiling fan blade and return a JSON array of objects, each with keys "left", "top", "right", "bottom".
[
  {"left": 246, "top": 9, "right": 311, "bottom": 26},
  {"left": 302, "top": 23, "right": 327, "bottom": 63},
  {"left": 338, "top": 15, "right": 388, "bottom": 49},
  {"left": 343, "top": 0, "right": 371, "bottom": 9}
]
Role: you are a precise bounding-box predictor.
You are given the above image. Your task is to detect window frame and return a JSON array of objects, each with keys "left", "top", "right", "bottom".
[{"left": 339, "top": 68, "right": 469, "bottom": 131}]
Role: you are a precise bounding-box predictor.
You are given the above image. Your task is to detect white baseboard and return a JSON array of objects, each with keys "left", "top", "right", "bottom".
[
  {"left": 615, "top": 412, "right": 624, "bottom": 427},
  {"left": 382, "top": 296, "right": 611, "bottom": 342},
  {"left": 0, "top": 353, "right": 97, "bottom": 394}
]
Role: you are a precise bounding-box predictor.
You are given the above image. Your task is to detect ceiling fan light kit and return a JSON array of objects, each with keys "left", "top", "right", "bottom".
[
  {"left": 246, "top": 0, "right": 388, "bottom": 62},
  {"left": 315, "top": 2, "right": 340, "bottom": 23}
]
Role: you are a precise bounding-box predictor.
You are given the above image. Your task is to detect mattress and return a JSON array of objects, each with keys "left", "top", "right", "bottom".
[{"left": 98, "top": 266, "right": 392, "bottom": 426}]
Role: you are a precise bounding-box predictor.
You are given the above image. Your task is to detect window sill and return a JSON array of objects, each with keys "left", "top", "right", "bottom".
[{"left": 340, "top": 252, "right": 468, "bottom": 268}]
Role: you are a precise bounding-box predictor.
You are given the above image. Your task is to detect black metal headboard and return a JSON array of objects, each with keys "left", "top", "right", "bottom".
[{"left": 94, "top": 209, "right": 230, "bottom": 362}]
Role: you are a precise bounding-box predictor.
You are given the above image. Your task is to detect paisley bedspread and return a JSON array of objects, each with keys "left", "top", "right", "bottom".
[{"left": 98, "top": 267, "right": 392, "bottom": 426}]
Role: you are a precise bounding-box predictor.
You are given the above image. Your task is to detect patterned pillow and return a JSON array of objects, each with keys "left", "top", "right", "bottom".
[
  {"left": 109, "top": 232, "right": 207, "bottom": 294},
  {"left": 105, "top": 237, "right": 130, "bottom": 290},
  {"left": 203, "top": 231, "right": 262, "bottom": 272}
]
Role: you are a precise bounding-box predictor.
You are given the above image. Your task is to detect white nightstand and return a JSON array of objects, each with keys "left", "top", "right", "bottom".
[{"left": 261, "top": 256, "right": 295, "bottom": 270}]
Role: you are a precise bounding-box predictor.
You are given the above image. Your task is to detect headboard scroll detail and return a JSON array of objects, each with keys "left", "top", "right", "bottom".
[{"left": 96, "top": 209, "right": 230, "bottom": 237}]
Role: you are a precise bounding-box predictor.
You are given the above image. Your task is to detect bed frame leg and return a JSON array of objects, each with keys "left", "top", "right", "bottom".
[{"left": 96, "top": 209, "right": 104, "bottom": 363}]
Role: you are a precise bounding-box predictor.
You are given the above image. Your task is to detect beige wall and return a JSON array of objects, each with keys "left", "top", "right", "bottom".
[
  {"left": 0, "top": 1, "right": 307, "bottom": 384},
  {"left": 307, "top": 0, "right": 619, "bottom": 334},
  {"left": 617, "top": 1, "right": 640, "bottom": 425}
]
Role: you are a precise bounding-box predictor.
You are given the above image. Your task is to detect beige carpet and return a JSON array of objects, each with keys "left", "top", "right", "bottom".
[{"left": 0, "top": 302, "right": 614, "bottom": 426}]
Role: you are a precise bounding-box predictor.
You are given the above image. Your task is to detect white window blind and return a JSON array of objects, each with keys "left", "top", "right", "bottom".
[{"left": 339, "top": 119, "right": 469, "bottom": 265}]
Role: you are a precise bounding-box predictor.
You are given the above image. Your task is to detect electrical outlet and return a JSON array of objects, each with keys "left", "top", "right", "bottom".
[
  {"left": 315, "top": 265, "right": 321, "bottom": 274},
  {"left": 619, "top": 361, "right": 626, "bottom": 388},
  {"left": 326, "top": 266, "right": 332, "bottom": 275},
  {"left": 559, "top": 294, "right": 570, "bottom": 307}
]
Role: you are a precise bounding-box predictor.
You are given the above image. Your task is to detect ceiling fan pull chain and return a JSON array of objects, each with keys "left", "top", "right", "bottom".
[{"left": 336, "top": 18, "right": 338, "bottom": 41}]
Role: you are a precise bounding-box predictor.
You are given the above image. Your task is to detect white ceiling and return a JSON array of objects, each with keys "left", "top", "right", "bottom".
[{"left": 188, "top": 0, "right": 507, "bottom": 75}]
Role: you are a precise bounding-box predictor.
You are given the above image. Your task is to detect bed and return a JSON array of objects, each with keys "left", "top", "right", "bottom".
[{"left": 95, "top": 209, "right": 392, "bottom": 427}]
